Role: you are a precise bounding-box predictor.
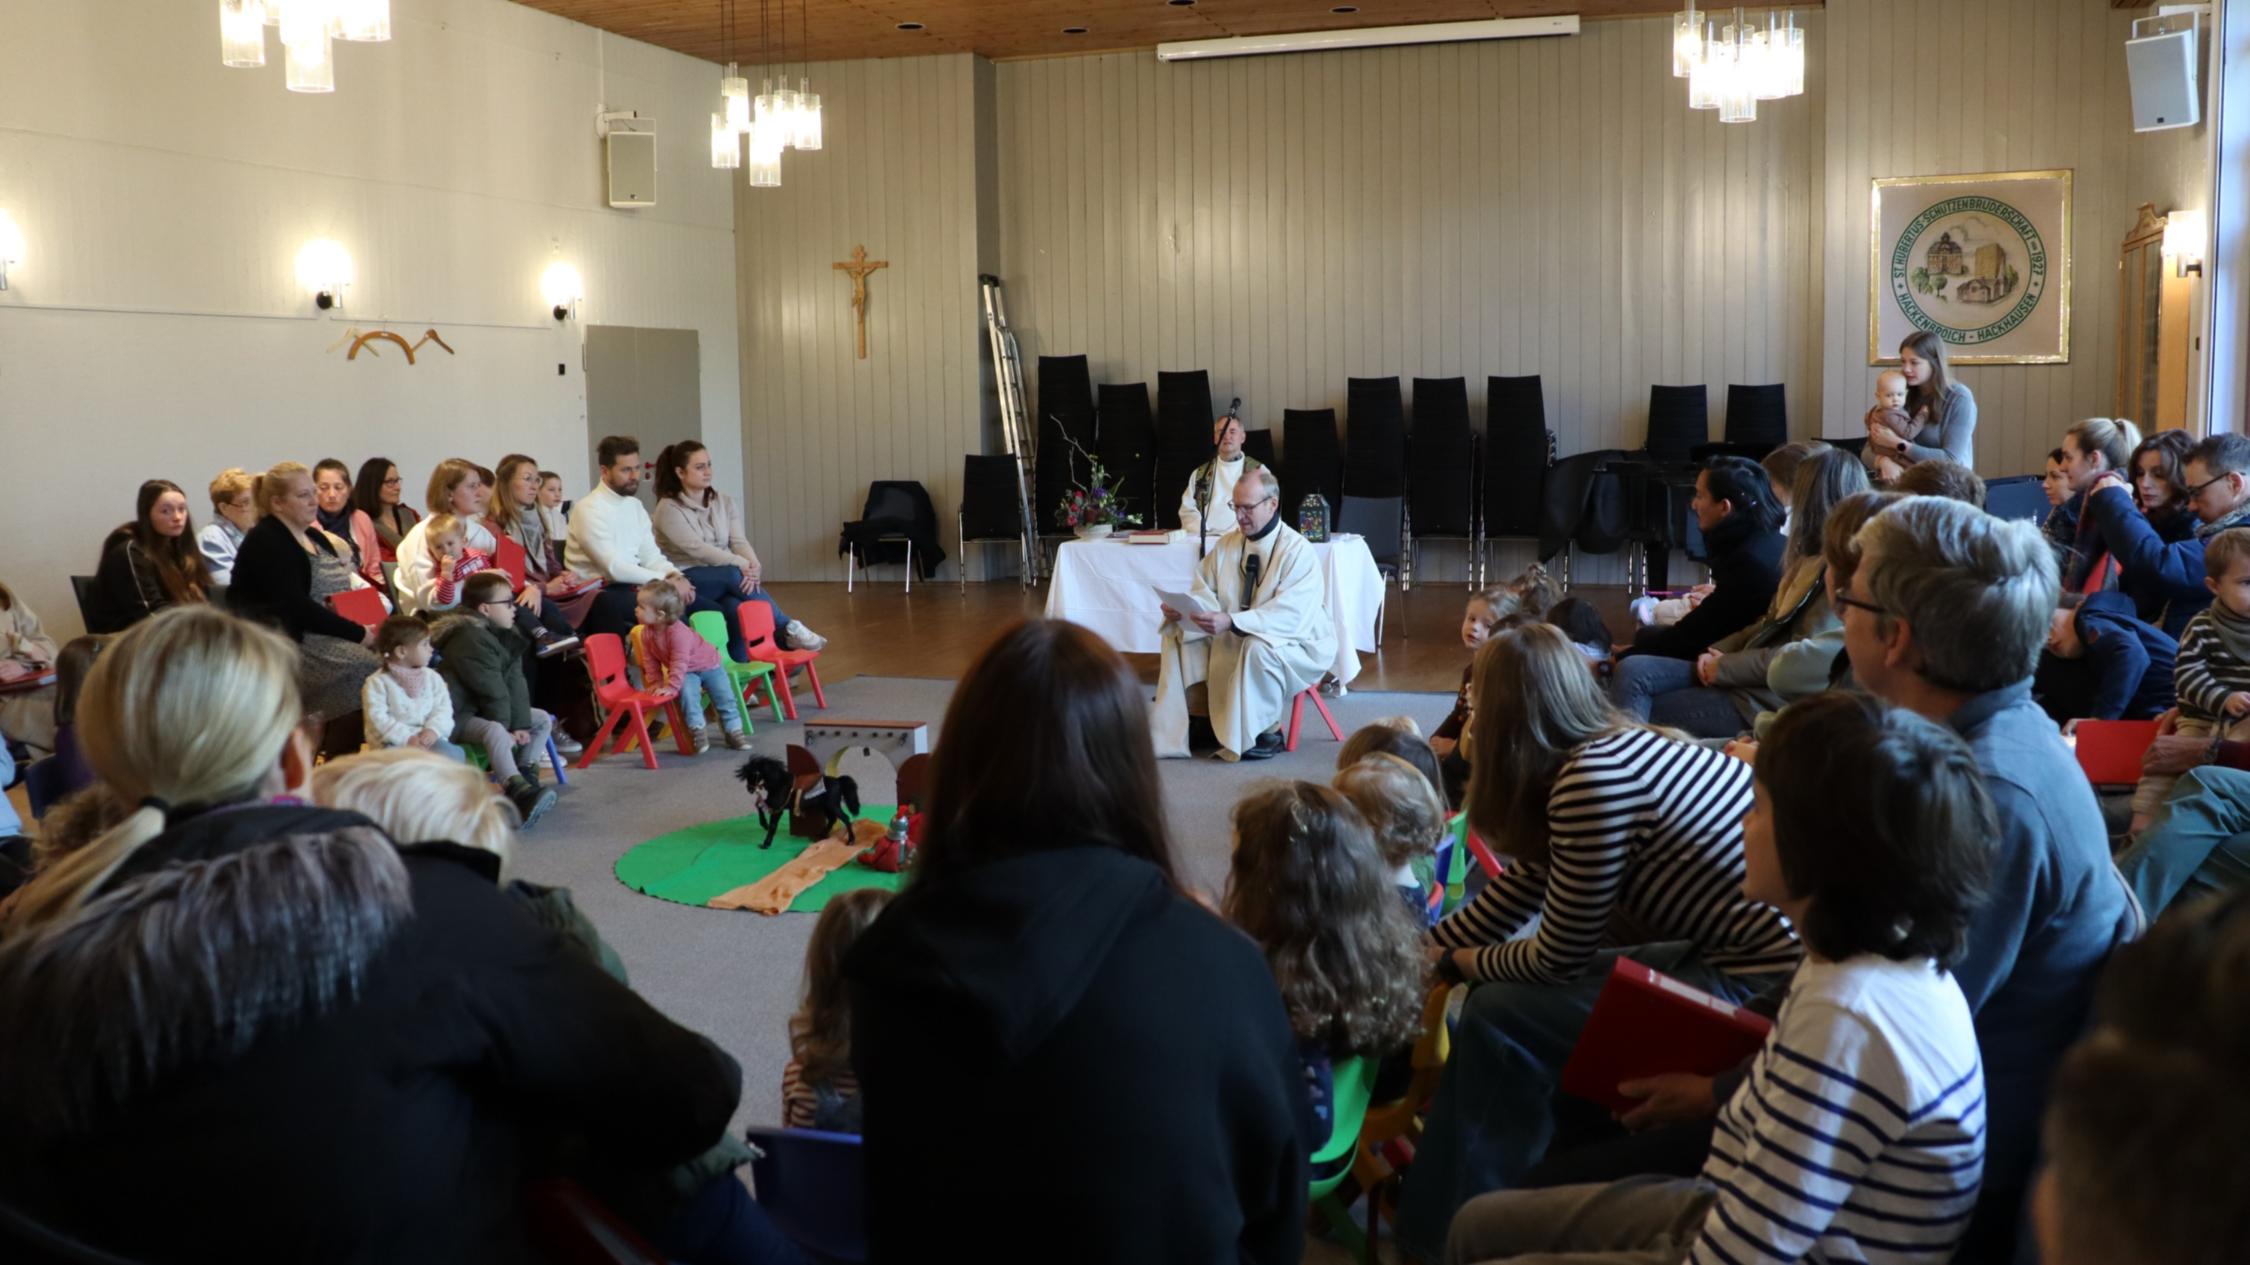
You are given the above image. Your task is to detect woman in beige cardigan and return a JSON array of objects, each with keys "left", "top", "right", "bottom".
[
  {"left": 1619, "top": 450, "right": 1872, "bottom": 737},
  {"left": 650, "top": 441, "right": 827, "bottom": 660},
  {"left": 0, "top": 580, "right": 62, "bottom": 756}
]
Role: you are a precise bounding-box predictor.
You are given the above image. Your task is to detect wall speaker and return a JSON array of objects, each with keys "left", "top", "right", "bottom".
[
  {"left": 2126, "top": 23, "right": 2201, "bottom": 133},
  {"left": 606, "top": 119, "right": 658, "bottom": 208}
]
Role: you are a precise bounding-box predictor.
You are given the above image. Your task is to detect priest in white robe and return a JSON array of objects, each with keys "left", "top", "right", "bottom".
[
  {"left": 1152, "top": 467, "right": 1336, "bottom": 761},
  {"left": 1177, "top": 414, "right": 1266, "bottom": 537}
]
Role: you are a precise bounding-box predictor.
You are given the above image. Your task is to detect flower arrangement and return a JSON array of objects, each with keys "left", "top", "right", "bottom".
[{"left": 1054, "top": 434, "right": 1128, "bottom": 530}]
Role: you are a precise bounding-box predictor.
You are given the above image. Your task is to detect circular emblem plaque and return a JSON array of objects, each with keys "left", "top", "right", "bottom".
[{"left": 1887, "top": 195, "right": 2050, "bottom": 346}]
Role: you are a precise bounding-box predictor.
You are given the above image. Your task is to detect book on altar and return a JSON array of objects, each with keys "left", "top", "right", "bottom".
[
  {"left": 1127, "top": 529, "right": 1182, "bottom": 545},
  {"left": 1558, "top": 957, "right": 1774, "bottom": 1115},
  {"left": 1152, "top": 586, "right": 1215, "bottom": 616}
]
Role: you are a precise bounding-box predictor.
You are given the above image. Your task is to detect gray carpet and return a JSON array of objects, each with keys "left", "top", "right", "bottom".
[{"left": 509, "top": 674, "right": 1455, "bottom": 1137}]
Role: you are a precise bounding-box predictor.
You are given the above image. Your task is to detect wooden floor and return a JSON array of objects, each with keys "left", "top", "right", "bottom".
[{"left": 766, "top": 578, "right": 1635, "bottom": 693}]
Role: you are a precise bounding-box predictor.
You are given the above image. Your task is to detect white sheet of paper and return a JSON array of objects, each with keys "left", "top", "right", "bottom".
[{"left": 1153, "top": 586, "right": 1215, "bottom": 615}]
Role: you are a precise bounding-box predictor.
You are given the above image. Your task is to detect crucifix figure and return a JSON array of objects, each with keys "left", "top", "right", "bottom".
[{"left": 832, "top": 244, "right": 890, "bottom": 360}]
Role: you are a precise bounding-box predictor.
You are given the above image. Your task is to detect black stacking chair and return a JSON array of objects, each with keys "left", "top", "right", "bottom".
[
  {"left": 69, "top": 575, "right": 100, "bottom": 632},
  {"left": 1241, "top": 427, "right": 1278, "bottom": 473},
  {"left": 1538, "top": 448, "right": 1630, "bottom": 591},
  {"left": 1032, "top": 355, "right": 1097, "bottom": 537},
  {"left": 1095, "top": 382, "right": 1156, "bottom": 529},
  {"left": 840, "top": 481, "right": 945, "bottom": 592},
  {"left": 1407, "top": 377, "right": 1476, "bottom": 590},
  {"left": 1283, "top": 408, "right": 1344, "bottom": 522},
  {"left": 1482, "top": 374, "right": 1556, "bottom": 586},
  {"left": 958, "top": 454, "right": 1034, "bottom": 591},
  {"left": 1603, "top": 384, "right": 1710, "bottom": 594},
  {"left": 1340, "top": 376, "right": 1407, "bottom": 566},
  {"left": 1692, "top": 384, "right": 1789, "bottom": 462},
  {"left": 1153, "top": 370, "right": 1218, "bottom": 531}
]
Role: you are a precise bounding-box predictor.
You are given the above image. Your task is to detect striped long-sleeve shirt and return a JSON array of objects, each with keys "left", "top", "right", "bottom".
[
  {"left": 1430, "top": 727, "right": 1799, "bottom": 984},
  {"left": 2171, "top": 602, "right": 2250, "bottom": 723},
  {"left": 1690, "top": 956, "right": 1986, "bottom": 1265}
]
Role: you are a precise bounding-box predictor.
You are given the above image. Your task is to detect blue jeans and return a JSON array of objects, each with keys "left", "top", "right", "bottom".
[
  {"left": 677, "top": 664, "right": 744, "bottom": 732},
  {"left": 2118, "top": 765, "right": 2250, "bottom": 918},
  {"left": 1609, "top": 654, "right": 1747, "bottom": 739},
  {"left": 1393, "top": 943, "right": 1783, "bottom": 1261},
  {"left": 682, "top": 565, "right": 794, "bottom": 661}
]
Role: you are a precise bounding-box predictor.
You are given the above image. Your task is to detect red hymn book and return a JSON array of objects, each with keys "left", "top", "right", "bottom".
[{"left": 1559, "top": 957, "right": 1774, "bottom": 1116}]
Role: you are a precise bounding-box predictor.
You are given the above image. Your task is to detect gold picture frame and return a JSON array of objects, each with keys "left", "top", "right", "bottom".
[{"left": 1870, "top": 169, "right": 2073, "bottom": 365}]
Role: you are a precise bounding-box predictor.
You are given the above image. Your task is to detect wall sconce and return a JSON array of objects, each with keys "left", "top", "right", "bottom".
[
  {"left": 296, "top": 238, "right": 353, "bottom": 309},
  {"left": 2164, "top": 208, "right": 2207, "bottom": 277},
  {"left": 540, "top": 261, "right": 584, "bottom": 321},
  {"left": 0, "top": 210, "right": 22, "bottom": 291}
]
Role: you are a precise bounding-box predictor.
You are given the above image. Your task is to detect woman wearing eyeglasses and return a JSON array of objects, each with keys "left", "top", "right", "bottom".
[{"left": 351, "top": 457, "right": 421, "bottom": 572}]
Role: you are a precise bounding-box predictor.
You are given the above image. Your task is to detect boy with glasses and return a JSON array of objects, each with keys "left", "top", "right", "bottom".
[{"left": 431, "top": 571, "right": 559, "bottom": 827}]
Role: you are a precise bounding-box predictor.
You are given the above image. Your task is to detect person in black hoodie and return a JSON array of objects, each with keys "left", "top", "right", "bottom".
[
  {"left": 846, "top": 618, "right": 1309, "bottom": 1264},
  {"left": 1609, "top": 456, "right": 1786, "bottom": 713},
  {"left": 0, "top": 607, "right": 744, "bottom": 1264}
]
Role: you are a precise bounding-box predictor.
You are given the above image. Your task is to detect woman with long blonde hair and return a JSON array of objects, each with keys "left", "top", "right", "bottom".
[
  {"left": 1394, "top": 623, "right": 1802, "bottom": 1260},
  {"left": 0, "top": 606, "right": 744, "bottom": 1263}
]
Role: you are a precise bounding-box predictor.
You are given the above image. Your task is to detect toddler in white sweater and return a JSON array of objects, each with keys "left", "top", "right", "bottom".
[{"left": 362, "top": 615, "right": 465, "bottom": 761}]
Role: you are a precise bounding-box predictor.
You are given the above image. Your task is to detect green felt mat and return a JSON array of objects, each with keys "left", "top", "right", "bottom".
[{"left": 613, "top": 809, "right": 903, "bottom": 911}]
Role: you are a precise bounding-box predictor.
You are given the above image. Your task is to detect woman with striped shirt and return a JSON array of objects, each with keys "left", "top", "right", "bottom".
[
  {"left": 1395, "top": 625, "right": 1801, "bottom": 1260},
  {"left": 1444, "top": 691, "right": 1991, "bottom": 1265}
]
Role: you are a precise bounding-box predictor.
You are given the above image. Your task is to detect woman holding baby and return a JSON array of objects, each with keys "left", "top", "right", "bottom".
[{"left": 1865, "top": 331, "right": 1977, "bottom": 478}]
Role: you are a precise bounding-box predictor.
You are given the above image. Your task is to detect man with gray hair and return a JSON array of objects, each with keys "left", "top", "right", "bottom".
[
  {"left": 1841, "top": 496, "right": 2138, "bottom": 1261},
  {"left": 1151, "top": 465, "right": 1335, "bottom": 761}
]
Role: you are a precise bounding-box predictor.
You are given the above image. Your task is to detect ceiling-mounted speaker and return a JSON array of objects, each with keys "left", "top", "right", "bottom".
[
  {"left": 606, "top": 117, "right": 658, "bottom": 208},
  {"left": 2126, "top": 17, "right": 2201, "bottom": 133}
]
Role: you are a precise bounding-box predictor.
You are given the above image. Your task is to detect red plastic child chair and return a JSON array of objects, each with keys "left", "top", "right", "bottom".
[
  {"left": 736, "top": 600, "right": 825, "bottom": 720},
  {"left": 1285, "top": 686, "right": 1345, "bottom": 752},
  {"left": 577, "top": 633, "right": 693, "bottom": 770}
]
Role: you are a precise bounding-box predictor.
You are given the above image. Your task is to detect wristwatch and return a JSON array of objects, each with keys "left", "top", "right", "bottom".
[{"left": 1433, "top": 949, "right": 1468, "bottom": 986}]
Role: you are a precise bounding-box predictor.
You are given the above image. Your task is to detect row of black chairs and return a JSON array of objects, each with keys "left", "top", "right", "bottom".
[{"left": 1003, "top": 357, "right": 1793, "bottom": 593}]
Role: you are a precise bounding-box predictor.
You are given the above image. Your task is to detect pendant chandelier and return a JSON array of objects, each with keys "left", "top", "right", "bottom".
[
  {"left": 219, "top": 0, "right": 392, "bottom": 94},
  {"left": 715, "top": 0, "right": 825, "bottom": 186},
  {"left": 1670, "top": 4, "right": 1804, "bottom": 122}
]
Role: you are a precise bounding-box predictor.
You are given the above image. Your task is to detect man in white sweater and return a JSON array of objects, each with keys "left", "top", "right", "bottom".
[{"left": 565, "top": 435, "right": 699, "bottom": 642}]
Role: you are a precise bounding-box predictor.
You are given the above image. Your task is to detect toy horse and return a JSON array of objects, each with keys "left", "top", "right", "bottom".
[{"left": 735, "top": 756, "right": 795, "bottom": 849}]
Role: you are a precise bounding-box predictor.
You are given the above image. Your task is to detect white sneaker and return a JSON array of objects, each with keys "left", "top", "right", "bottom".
[
  {"left": 785, "top": 620, "right": 829, "bottom": 652},
  {"left": 688, "top": 724, "right": 711, "bottom": 755},
  {"left": 550, "top": 732, "right": 584, "bottom": 755}
]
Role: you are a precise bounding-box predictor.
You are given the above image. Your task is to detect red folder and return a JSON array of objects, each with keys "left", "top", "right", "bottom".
[
  {"left": 493, "top": 536, "right": 529, "bottom": 590},
  {"left": 1559, "top": 957, "right": 1774, "bottom": 1115},
  {"left": 2072, "top": 718, "right": 2160, "bottom": 788},
  {"left": 329, "top": 587, "right": 387, "bottom": 630}
]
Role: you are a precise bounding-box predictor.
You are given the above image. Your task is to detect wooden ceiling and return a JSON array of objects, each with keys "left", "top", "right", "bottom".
[{"left": 510, "top": 0, "right": 1812, "bottom": 66}]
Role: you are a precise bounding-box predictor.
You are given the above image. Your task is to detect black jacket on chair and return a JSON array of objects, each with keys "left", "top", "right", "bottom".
[
  {"left": 228, "top": 515, "right": 367, "bottom": 644},
  {"left": 839, "top": 481, "right": 947, "bottom": 579},
  {"left": 0, "top": 802, "right": 742, "bottom": 1265},
  {"left": 1625, "top": 512, "right": 1785, "bottom": 661},
  {"left": 847, "top": 845, "right": 1308, "bottom": 1265}
]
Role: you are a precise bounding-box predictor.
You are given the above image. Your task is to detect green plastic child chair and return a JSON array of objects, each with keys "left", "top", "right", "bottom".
[
  {"left": 689, "top": 609, "right": 783, "bottom": 727},
  {"left": 1309, "top": 1053, "right": 1378, "bottom": 1261}
]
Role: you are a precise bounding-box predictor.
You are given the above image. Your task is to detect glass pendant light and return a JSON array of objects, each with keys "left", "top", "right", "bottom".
[
  {"left": 1670, "top": 3, "right": 1701, "bottom": 78},
  {"left": 1779, "top": 12, "right": 1805, "bottom": 97},
  {"left": 1687, "top": 21, "right": 1722, "bottom": 110},
  {"left": 220, "top": 0, "right": 268, "bottom": 67},
  {"left": 723, "top": 64, "right": 752, "bottom": 134},
  {"left": 264, "top": 0, "right": 286, "bottom": 26},
  {"left": 335, "top": 0, "right": 390, "bottom": 42},
  {"left": 794, "top": 80, "right": 822, "bottom": 150},
  {"left": 747, "top": 122, "right": 783, "bottom": 188},
  {"left": 711, "top": 112, "right": 740, "bottom": 169},
  {"left": 1750, "top": 12, "right": 1787, "bottom": 100},
  {"left": 284, "top": 32, "right": 336, "bottom": 92},
  {"left": 1717, "top": 19, "right": 1756, "bottom": 124}
]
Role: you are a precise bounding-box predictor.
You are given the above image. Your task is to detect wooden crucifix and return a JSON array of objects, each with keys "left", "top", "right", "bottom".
[{"left": 832, "top": 244, "right": 889, "bottom": 360}]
